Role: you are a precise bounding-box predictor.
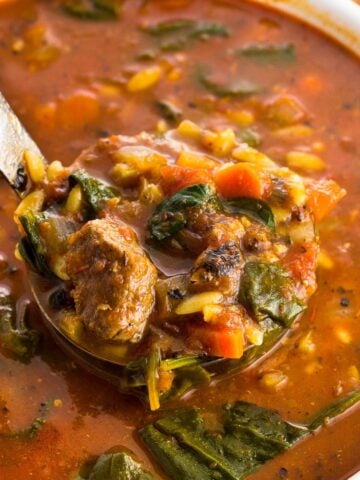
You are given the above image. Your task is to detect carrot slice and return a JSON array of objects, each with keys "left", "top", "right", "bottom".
[
  {"left": 188, "top": 324, "right": 244, "bottom": 359},
  {"left": 306, "top": 179, "right": 346, "bottom": 222},
  {"left": 160, "top": 165, "right": 214, "bottom": 195},
  {"left": 214, "top": 163, "right": 264, "bottom": 199}
]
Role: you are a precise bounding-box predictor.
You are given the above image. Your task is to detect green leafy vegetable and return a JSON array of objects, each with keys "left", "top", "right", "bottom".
[
  {"left": 188, "top": 23, "right": 230, "bottom": 40},
  {"left": 143, "top": 19, "right": 196, "bottom": 35},
  {"left": 69, "top": 169, "right": 116, "bottom": 216},
  {"left": 0, "top": 289, "right": 40, "bottom": 362},
  {"left": 197, "top": 68, "right": 261, "bottom": 98},
  {"left": 240, "top": 262, "right": 305, "bottom": 327},
  {"left": 223, "top": 197, "right": 275, "bottom": 230},
  {"left": 18, "top": 211, "right": 53, "bottom": 278},
  {"left": 156, "top": 100, "right": 183, "bottom": 123},
  {"left": 141, "top": 390, "right": 360, "bottom": 480},
  {"left": 148, "top": 183, "right": 220, "bottom": 241},
  {"left": 1, "top": 400, "right": 51, "bottom": 440},
  {"left": 236, "top": 43, "right": 296, "bottom": 64},
  {"left": 75, "top": 451, "right": 154, "bottom": 480},
  {"left": 74, "top": 451, "right": 154, "bottom": 480},
  {"left": 142, "top": 20, "right": 229, "bottom": 52},
  {"left": 63, "top": 0, "right": 120, "bottom": 20},
  {"left": 162, "top": 365, "right": 212, "bottom": 402},
  {"left": 18, "top": 212, "right": 77, "bottom": 278}
]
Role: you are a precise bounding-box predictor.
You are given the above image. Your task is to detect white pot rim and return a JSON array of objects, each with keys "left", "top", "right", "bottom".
[{"left": 251, "top": 0, "right": 360, "bottom": 56}]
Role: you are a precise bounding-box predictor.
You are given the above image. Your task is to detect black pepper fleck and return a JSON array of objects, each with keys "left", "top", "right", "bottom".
[{"left": 340, "top": 297, "right": 350, "bottom": 307}]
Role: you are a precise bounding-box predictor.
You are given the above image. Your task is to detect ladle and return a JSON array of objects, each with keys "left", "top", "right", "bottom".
[{"left": 0, "top": 91, "right": 291, "bottom": 397}]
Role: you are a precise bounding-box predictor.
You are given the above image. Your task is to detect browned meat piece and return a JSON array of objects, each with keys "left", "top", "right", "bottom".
[
  {"left": 190, "top": 241, "right": 244, "bottom": 298},
  {"left": 65, "top": 218, "right": 157, "bottom": 342}
]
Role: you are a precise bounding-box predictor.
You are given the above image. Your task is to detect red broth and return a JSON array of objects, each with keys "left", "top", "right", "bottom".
[{"left": 0, "top": 1, "right": 359, "bottom": 479}]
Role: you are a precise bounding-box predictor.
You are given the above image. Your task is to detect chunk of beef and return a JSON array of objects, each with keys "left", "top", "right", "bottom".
[
  {"left": 190, "top": 241, "right": 244, "bottom": 298},
  {"left": 65, "top": 218, "right": 157, "bottom": 342}
]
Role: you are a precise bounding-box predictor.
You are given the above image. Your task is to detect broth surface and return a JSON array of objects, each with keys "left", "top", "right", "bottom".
[{"left": 0, "top": 1, "right": 359, "bottom": 479}]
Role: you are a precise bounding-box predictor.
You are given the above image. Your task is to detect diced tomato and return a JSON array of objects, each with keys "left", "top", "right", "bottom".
[
  {"left": 282, "top": 242, "right": 319, "bottom": 297},
  {"left": 160, "top": 165, "right": 214, "bottom": 195},
  {"left": 306, "top": 179, "right": 346, "bottom": 222},
  {"left": 213, "top": 163, "right": 264, "bottom": 199},
  {"left": 188, "top": 323, "right": 244, "bottom": 359}
]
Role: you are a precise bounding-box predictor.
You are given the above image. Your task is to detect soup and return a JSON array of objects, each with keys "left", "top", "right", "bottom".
[{"left": 0, "top": 1, "right": 359, "bottom": 479}]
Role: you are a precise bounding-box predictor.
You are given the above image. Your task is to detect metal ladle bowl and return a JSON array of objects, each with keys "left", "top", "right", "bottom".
[{"left": 0, "top": 92, "right": 288, "bottom": 391}]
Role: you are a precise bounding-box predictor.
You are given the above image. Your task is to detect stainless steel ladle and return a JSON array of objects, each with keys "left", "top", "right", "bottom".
[{"left": 0, "top": 92, "right": 289, "bottom": 393}]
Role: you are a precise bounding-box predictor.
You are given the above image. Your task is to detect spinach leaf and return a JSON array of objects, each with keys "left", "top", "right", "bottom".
[
  {"left": 143, "top": 19, "right": 196, "bottom": 35},
  {"left": 1, "top": 400, "right": 51, "bottom": 440},
  {"left": 148, "top": 183, "right": 220, "bottom": 242},
  {"left": 236, "top": 43, "right": 296, "bottom": 64},
  {"left": 91, "top": 452, "right": 154, "bottom": 480},
  {"left": 197, "top": 68, "right": 261, "bottom": 98},
  {"left": 239, "top": 262, "right": 305, "bottom": 327},
  {"left": 64, "top": 0, "right": 120, "bottom": 20},
  {"left": 141, "top": 390, "right": 360, "bottom": 480},
  {"left": 188, "top": 23, "right": 230, "bottom": 40},
  {"left": 162, "top": 365, "right": 211, "bottom": 402},
  {"left": 223, "top": 197, "right": 275, "bottom": 230},
  {"left": 144, "top": 19, "right": 229, "bottom": 39},
  {"left": 142, "top": 20, "right": 229, "bottom": 52},
  {"left": 18, "top": 211, "right": 53, "bottom": 278},
  {"left": 156, "top": 100, "right": 183, "bottom": 123},
  {"left": 0, "top": 289, "right": 40, "bottom": 362},
  {"left": 69, "top": 169, "right": 116, "bottom": 216}
]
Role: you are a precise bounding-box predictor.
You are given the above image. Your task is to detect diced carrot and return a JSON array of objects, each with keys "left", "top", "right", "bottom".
[
  {"left": 214, "top": 163, "right": 264, "bottom": 199},
  {"left": 306, "top": 179, "right": 346, "bottom": 222},
  {"left": 160, "top": 165, "right": 214, "bottom": 195},
  {"left": 281, "top": 242, "right": 319, "bottom": 297},
  {"left": 188, "top": 323, "right": 244, "bottom": 359},
  {"left": 34, "top": 102, "right": 57, "bottom": 129},
  {"left": 57, "top": 90, "right": 100, "bottom": 129},
  {"left": 298, "top": 74, "right": 324, "bottom": 94}
]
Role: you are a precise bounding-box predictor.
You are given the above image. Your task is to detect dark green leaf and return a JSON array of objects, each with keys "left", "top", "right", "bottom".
[
  {"left": 1, "top": 400, "right": 51, "bottom": 440},
  {"left": 75, "top": 451, "right": 154, "bottom": 480},
  {"left": 307, "top": 388, "right": 360, "bottom": 431},
  {"left": 143, "top": 19, "right": 228, "bottom": 39},
  {"left": 236, "top": 43, "right": 296, "bottom": 64},
  {"left": 69, "top": 169, "right": 116, "bottom": 216},
  {"left": 197, "top": 68, "right": 261, "bottom": 98},
  {"left": 238, "top": 127, "right": 261, "bottom": 147},
  {"left": 141, "top": 391, "right": 360, "bottom": 480},
  {"left": 90, "top": 452, "right": 154, "bottom": 480},
  {"left": 239, "top": 262, "right": 305, "bottom": 326},
  {"left": 156, "top": 100, "right": 183, "bottom": 123},
  {"left": 188, "top": 22, "right": 230, "bottom": 40},
  {"left": 160, "top": 355, "right": 202, "bottom": 371},
  {"left": 18, "top": 211, "right": 53, "bottom": 278},
  {"left": 161, "top": 365, "right": 211, "bottom": 402},
  {"left": 0, "top": 289, "right": 40, "bottom": 362},
  {"left": 143, "top": 20, "right": 229, "bottom": 53},
  {"left": 64, "top": 0, "right": 120, "bottom": 20},
  {"left": 148, "top": 183, "right": 220, "bottom": 242},
  {"left": 223, "top": 197, "right": 275, "bottom": 230},
  {"left": 143, "top": 19, "right": 196, "bottom": 35}
]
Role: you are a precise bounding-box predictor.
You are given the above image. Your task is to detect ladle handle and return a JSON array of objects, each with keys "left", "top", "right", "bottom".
[{"left": 0, "top": 92, "right": 45, "bottom": 197}]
